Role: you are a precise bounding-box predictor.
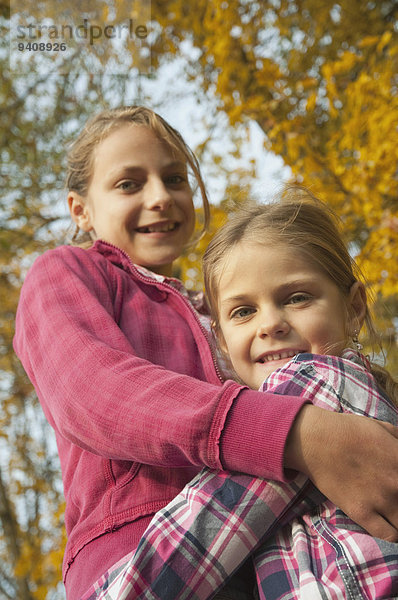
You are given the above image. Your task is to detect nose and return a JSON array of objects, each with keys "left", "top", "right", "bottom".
[
  {"left": 144, "top": 176, "right": 174, "bottom": 211},
  {"left": 256, "top": 308, "right": 290, "bottom": 338}
]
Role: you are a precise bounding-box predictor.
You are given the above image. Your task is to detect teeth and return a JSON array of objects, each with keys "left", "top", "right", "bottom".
[
  {"left": 138, "top": 223, "right": 177, "bottom": 233},
  {"left": 258, "top": 351, "right": 299, "bottom": 363}
]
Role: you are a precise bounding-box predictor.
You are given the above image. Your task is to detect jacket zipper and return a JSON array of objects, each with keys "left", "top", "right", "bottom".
[{"left": 96, "top": 240, "right": 224, "bottom": 383}]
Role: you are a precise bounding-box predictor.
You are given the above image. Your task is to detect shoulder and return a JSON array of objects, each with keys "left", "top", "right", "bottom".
[
  {"left": 293, "top": 351, "right": 368, "bottom": 382},
  {"left": 22, "top": 245, "right": 123, "bottom": 300},
  {"left": 30, "top": 244, "right": 105, "bottom": 269},
  {"left": 262, "top": 352, "right": 397, "bottom": 421},
  {"left": 26, "top": 244, "right": 122, "bottom": 280},
  {"left": 293, "top": 352, "right": 379, "bottom": 399},
  {"left": 264, "top": 352, "right": 370, "bottom": 389}
]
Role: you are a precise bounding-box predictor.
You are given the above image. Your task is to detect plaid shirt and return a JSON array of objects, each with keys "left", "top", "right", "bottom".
[{"left": 82, "top": 351, "right": 398, "bottom": 600}]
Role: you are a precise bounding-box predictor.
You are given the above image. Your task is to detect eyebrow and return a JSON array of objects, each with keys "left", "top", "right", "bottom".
[
  {"left": 278, "top": 277, "right": 319, "bottom": 290},
  {"left": 220, "top": 294, "right": 252, "bottom": 307},
  {"left": 219, "top": 278, "right": 320, "bottom": 306},
  {"left": 110, "top": 160, "right": 187, "bottom": 177},
  {"left": 163, "top": 160, "right": 187, "bottom": 170}
]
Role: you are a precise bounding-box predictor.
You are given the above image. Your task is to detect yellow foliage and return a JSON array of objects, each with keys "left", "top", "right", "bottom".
[
  {"left": 377, "top": 30, "right": 392, "bottom": 53},
  {"left": 331, "top": 51, "right": 362, "bottom": 75},
  {"left": 306, "top": 92, "right": 317, "bottom": 112},
  {"left": 358, "top": 36, "right": 380, "bottom": 48},
  {"left": 151, "top": 0, "right": 397, "bottom": 365}
]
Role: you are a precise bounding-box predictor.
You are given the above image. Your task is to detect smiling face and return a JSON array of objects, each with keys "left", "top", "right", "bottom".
[
  {"left": 217, "top": 241, "right": 364, "bottom": 389},
  {"left": 68, "top": 124, "right": 195, "bottom": 276}
]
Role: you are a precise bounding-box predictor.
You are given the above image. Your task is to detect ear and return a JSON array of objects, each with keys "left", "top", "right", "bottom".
[
  {"left": 347, "top": 281, "right": 367, "bottom": 334},
  {"left": 68, "top": 191, "right": 93, "bottom": 232}
]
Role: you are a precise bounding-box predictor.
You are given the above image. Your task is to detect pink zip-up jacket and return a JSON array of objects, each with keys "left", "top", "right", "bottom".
[{"left": 13, "top": 241, "right": 306, "bottom": 597}]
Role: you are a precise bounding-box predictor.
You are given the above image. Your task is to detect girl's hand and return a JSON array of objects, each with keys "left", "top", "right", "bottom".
[{"left": 285, "top": 405, "right": 398, "bottom": 542}]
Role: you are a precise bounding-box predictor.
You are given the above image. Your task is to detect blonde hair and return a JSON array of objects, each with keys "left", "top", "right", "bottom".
[
  {"left": 203, "top": 186, "right": 397, "bottom": 403},
  {"left": 66, "top": 106, "right": 210, "bottom": 245}
]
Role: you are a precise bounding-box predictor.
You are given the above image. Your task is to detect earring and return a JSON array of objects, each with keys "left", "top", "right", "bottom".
[{"left": 353, "top": 329, "right": 363, "bottom": 352}]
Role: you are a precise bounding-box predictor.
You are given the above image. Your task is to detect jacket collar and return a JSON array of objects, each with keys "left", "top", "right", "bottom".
[{"left": 91, "top": 239, "right": 138, "bottom": 274}]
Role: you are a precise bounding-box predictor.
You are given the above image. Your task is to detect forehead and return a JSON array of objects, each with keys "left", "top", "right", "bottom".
[
  {"left": 217, "top": 241, "right": 326, "bottom": 297},
  {"left": 219, "top": 241, "right": 293, "bottom": 278},
  {"left": 94, "top": 124, "right": 174, "bottom": 159},
  {"left": 86, "top": 124, "right": 187, "bottom": 188}
]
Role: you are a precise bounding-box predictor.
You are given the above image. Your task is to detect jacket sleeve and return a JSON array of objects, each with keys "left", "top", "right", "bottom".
[{"left": 13, "top": 247, "right": 307, "bottom": 480}]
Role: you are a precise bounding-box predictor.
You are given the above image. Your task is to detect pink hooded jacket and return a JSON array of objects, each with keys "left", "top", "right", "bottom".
[{"left": 13, "top": 241, "right": 306, "bottom": 597}]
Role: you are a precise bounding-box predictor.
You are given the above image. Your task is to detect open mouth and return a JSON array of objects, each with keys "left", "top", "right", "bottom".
[
  {"left": 256, "top": 350, "right": 303, "bottom": 363},
  {"left": 136, "top": 222, "right": 179, "bottom": 234}
]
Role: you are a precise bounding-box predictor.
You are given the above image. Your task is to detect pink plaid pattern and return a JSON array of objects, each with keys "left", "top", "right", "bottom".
[{"left": 82, "top": 351, "right": 398, "bottom": 600}]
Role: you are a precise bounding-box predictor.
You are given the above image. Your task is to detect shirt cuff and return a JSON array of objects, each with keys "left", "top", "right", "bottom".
[{"left": 219, "top": 388, "right": 309, "bottom": 482}]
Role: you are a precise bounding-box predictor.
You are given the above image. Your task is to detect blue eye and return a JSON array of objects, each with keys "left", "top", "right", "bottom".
[
  {"left": 166, "top": 174, "right": 187, "bottom": 185},
  {"left": 288, "top": 293, "right": 311, "bottom": 304},
  {"left": 118, "top": 180, "right": 134, "bottom": 190},
  {"left": 231, "top": 307, "right": 255, "bottom": 319}
]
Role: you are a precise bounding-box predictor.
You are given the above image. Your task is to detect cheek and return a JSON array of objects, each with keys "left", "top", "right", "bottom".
[
  {"left": 327, "top": 303, "right": 350, "bottom": 339},
  {"left": 225, "top": 330, "right": 248, "bottom": 362},
  {"left": 308, "top": 314, "right": 347, "bottom": 351},
  {"left": 125, "top": 208, "right": 141, "bottom": 230}
]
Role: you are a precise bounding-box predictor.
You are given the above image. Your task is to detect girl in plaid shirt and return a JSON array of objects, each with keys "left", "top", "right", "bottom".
[{"left": 84, "top": 189, "right": 398, "bottom": 599}]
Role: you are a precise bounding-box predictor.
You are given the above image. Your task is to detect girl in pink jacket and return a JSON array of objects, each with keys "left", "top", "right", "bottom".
[{"left": 13, "top": 107, "right": 398, "bottom": 599}]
